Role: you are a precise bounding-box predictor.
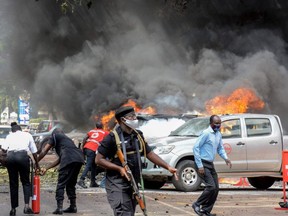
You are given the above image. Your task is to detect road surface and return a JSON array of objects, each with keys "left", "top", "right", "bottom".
[{"left": 0, "top": 180, "right": 287, "bottom": 216}]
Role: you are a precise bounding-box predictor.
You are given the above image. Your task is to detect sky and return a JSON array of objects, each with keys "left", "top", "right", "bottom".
[{"left": 1, "top": 0, "right": 288, "bottom": 130}]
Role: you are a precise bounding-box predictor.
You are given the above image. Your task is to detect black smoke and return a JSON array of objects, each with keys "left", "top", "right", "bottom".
[{"left": 1, "top": 0, "right": 288, "bottom": 131}]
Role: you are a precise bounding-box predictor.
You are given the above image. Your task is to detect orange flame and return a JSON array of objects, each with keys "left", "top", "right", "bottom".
[
  {"left": 205, "top": 88, "right": 265, "bottom": 114},
  {"left": 99, "top": 111, "right": 115, "bottom": 131},
  {"left": 96, "top": 99, "right": 157, "bottom": 131},
  {"left": 122, "top": 99, "right": 142, "bottom": 112}
]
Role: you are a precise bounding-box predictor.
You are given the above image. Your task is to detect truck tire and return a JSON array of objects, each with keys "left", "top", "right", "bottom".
[
  {"left": 172, "top": 160, "right": 201, "bottom": 192},
  {"left": 143, "top": 180, "right": 166, "bottom": 189},
  {"left": 247, "top": 177, "right": 275, "bottom": 190}
]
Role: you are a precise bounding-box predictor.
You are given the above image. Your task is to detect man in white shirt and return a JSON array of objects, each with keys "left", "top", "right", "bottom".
[{"left": 1, "top": 122, "right": 40, "bottom": 216}]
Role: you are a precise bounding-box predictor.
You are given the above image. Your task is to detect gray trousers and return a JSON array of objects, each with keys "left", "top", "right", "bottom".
[{"left": 195, "top": 160, "right": 219, "bottom": 214}]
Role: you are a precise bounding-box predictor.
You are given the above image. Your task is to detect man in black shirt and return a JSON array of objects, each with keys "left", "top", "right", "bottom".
[
  {"left": 96, "top": 106, "right": 177, "bottom": 216},
  {"left": 37, "top": 128, "right": 84, "bottom": 215}
]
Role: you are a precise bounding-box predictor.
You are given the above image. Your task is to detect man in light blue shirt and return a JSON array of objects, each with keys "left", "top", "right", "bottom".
[{"left": 192, "top": 115, "right": 232, "bottom": 216}]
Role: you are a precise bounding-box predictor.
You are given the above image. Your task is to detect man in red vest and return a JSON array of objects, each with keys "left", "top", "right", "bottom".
[{"left": 77, "top": 122, "right": 109, "bottom": 188}]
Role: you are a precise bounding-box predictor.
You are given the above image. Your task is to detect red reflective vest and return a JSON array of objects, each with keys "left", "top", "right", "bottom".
[{"left": 84, "top": 128, "right": 109, "bottom": 152}]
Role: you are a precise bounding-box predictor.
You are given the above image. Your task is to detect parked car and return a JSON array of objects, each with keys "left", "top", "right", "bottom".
[
  {"left": 142, "top": 114, "right": 288, "bottom": 191},
  {"left": 0, "top": 125, "right": 11, "bottom": 166},
  {"left": 32, "top": 120, "right": 74, "bottom": 153},
  {"left": 0, "top": 125, "right": 11, "bottom": 148}
]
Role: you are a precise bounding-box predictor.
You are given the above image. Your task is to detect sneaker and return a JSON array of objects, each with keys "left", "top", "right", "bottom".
[{"left": 77, "top": 180, "right": 87, "bottom": 188}]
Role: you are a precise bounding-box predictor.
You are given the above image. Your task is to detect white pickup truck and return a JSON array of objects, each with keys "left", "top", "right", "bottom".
[{"left": 142, "top": 114, "right": 288, "bottom": 192}]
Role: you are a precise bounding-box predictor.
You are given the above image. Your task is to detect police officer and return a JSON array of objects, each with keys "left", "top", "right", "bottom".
[
  {"left": 96, "top": 106, "right": 177, "bottom": 216},
  {"left": 1, "top": 122, "right": 40, "bottom": 216},
  {"left": 37, "top": 128, "right": 84, "bottom": 215}
]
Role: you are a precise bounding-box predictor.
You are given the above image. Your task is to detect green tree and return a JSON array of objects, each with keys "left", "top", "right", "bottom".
[{"left": 0, "top": 80, "right": 20, "bottom": 118}]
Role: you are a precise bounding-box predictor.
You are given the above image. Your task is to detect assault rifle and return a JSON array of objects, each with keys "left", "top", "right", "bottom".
[{"left": 116, "top": 148, "right": 148, "bottom": 216}]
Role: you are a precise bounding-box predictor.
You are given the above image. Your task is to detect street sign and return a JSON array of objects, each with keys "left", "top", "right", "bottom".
[{"left": 18, "top": 98, "right": 30, "bottom": 124}]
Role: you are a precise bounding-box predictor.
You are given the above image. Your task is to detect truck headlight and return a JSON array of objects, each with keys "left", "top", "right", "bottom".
[{"left": 157, "top": 145, "right": 175, "bottom": 154}]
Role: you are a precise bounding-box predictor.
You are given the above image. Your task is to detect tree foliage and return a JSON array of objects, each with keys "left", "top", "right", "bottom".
[
  {"left": 54, "top": 0, "right": 93, "bottom": 13},
  {"left": 50, "top": 0, "right": 188, "bottom": 13},
  {"left": 0, "top": 80, "right": 20, "bottom": 115}
]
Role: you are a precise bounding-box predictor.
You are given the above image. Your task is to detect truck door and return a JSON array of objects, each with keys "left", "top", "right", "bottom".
[
  {"left": 244, "top": 117, "right": 282, "bottom": 171},
  {"left": 215, "top": 118, "right": 248, "bottom": 171}
]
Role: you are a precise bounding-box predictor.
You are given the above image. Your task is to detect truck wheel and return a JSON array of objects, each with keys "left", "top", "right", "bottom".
[
  {"left": 144, "top": 180, "right": 166, "bottom": 189},
  {"left": 247, "top": 177, "right": 275, "bottom": 190},
  {"left": 172, "top": 160, "right": 201, "bottom": 192}
]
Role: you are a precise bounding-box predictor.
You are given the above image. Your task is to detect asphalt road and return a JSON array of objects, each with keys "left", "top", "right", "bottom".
[{"left": 0, "top": 182, "right": 288, "bottom": 216}]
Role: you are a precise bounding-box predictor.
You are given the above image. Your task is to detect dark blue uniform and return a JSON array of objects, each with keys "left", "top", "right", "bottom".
[
  {"left": 98, "top": 126, "right": 151, "bottom": 216},
  {"left": 49, "top": 133, "right": 84, "bottom": 202}
]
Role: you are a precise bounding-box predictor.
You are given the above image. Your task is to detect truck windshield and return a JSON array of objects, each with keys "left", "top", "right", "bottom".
[{"left": 170, "top": 117, "right": 209, "bottom": 137}]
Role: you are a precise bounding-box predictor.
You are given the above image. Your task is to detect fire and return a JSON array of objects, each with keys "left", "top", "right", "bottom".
[
  {"left": 122, "top": 99, "right": 142, "bottom": 112},
  {"left": 205, "top": 88, "right": 265, "bottom": 114},
  {"left": 100, "top": 111, "right": 115, "bottom": 131},
  {"left": 96, "top": 99, "right": 157, "bottom": 131},
  {"left": 122, "top": 99, "right": 156, "bottom": 114}
]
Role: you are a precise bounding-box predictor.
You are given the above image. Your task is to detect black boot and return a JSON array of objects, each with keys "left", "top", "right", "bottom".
[
  {"left": 63, "top": 199, "right": 77, "bottom": 213},
  {"left": 89, "top": 181, "right": 99, "bottom": 188},
  {"left": 9, "top": 208, "right": 16, "bottom": 216},
  {"left": 53, "top": 200, "right": 63, "bottom": 215}
]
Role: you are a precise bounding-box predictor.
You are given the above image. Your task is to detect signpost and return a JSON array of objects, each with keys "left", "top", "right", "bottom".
[{"left": 18, "top": 98, "right": 30, "bottom": 124}]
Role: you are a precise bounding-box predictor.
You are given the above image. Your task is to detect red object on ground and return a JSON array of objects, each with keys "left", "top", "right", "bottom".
[
  {"left": 281, "top": 150, "right": 288, "bottom": 204},
  {"left": 282, "top": 150, "right": 288, "bottom": 183},
  {"left": 275, "top": 150, "right": 288, "bottom": 210},
  {"left": 233, "top": 178, "right": 250, "bottom": 187},
  {"left": 32, "top": 175, "right": 40, "bottom": 214}
]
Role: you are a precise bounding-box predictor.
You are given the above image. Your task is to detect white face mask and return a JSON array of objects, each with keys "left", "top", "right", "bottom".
[{"left": 123, "top": 118, "right": 139, "bottom": 129}]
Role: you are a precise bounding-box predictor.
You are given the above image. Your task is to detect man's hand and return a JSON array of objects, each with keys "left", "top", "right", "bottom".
[
  {"left": 198, "top": 167, "right": 205, "bottom": 175},
  {"left": 167, "top": 166, "right": 178, "bottom": 180},
  {"left": 119, "top": 167, "right": 130, "bottom": 181},
  {"left": 39, "top": 167, "right": 47, "bottom": 176},
  {"left": 225, "top": 158, "right": 232, "bottom": 168}
]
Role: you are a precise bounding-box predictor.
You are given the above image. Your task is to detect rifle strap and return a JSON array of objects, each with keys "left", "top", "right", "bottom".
[
  {"left": 112, "top": 129, "right": 147, "bottom": 164},
  {"left": 133, "top": 129, "right": 147, "bottom": 165},
  {"left": 119, "top": 131, "right": 127, "bottom": 162},
  {"left": 134, "top": 137, "right": 146, "bottom": 208},
  {"left": 112, "top": 129, "right": 122, "bottom": 157}
]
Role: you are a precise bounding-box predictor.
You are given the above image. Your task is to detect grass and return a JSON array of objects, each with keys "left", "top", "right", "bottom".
[{"left": 0, "top": 166, "right": 58, "bottom": 187}]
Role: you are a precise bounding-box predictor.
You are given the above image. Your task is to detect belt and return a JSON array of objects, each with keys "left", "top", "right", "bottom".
[
  {"left": 8, "top": 150, "right": 27, "bottom": 153},
  {"left": 201, "top": 159, "right": 213, "bottom": 165}
]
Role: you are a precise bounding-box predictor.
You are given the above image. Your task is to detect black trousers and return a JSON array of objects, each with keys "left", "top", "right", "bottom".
[
  {"left": 6, "top": 151, "right": 31, "bottom": 209},
  {"left": 106, "top": 187, "right": 136, "bottom": 216},
  {"left": 56, "top": 162, "right": 82, "bottom": 201},
  {"left": 195, "top": 160, "right": 219, "bottom": 213}
]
